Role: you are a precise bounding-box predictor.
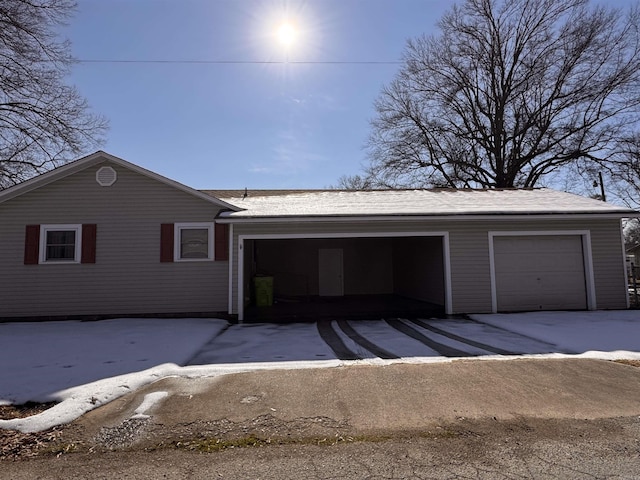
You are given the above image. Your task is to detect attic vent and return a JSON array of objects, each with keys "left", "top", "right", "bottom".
[{"left": 96, "top": 166, "right": 117, "bottom": 187}]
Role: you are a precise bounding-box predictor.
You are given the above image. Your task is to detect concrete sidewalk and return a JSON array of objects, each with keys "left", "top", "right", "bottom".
[{"left": 76, "top": 358, "right": 640, "bottom": 444}]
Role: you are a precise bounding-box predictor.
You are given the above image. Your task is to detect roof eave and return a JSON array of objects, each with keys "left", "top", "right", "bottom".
[{"left": 216, "top": 211, "right": 637, "bottom": 223}]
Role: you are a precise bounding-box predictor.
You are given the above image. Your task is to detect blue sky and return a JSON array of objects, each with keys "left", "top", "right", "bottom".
[
  {"left": 66, "top": 0, "right": 636, "bottom": 190},
  {"left": 66, "top": 0, "right": 451, "bottom": 189}
]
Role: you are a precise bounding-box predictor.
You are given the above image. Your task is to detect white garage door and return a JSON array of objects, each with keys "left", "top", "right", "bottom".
[{"left": 493, "top": 235, "right": 587, "bottom": 312}]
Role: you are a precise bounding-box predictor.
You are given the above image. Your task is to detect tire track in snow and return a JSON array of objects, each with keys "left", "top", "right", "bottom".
[
  {"left": 463, "top": 316, "right": 570, "bottom": 353},
  {"left": 336, "top": 320, "right": 400, "bottom": 359},
  {"left": 385, "top": 319, "right": 472, "bottom": 358},
  {"left": 316, "top": 320, "right": 361, "bottom": 360},
  {"left": 409, "top": 318, "right": 518, "bottom": 355}
]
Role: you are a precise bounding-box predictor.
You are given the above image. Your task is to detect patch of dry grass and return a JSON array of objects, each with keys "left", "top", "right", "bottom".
[
  {"left": 0, "top": 402, "right": 63, "bottom": 461},
  {"left": 0, "top": 402, "right": 56, "bottom": 420}
]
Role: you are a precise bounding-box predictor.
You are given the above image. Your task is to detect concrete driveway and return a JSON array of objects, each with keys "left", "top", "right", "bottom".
[
  {"left": 188, "top": 316, "right": 564, "bottom": 365},
  {"left": 4, "top": 311, "right": 640, "bottom": 436}
]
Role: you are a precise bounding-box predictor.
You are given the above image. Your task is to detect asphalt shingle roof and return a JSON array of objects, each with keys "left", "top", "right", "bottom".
[{"left": 203, "top": 188, "right": 636, "bottom": 219}]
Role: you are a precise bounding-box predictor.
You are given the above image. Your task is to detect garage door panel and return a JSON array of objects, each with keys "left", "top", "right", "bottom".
[
  {"left": 497, "top": 235, "right": 580, "bottom": 252},
  {"left": 497, "top": 294, "right": 578, "bottom": 312},
  {"left": 530, "top": 254, "right": 584, "bottom": 272},
  {"left": 498, "top": 275, "right": 586, "bottom": 295},
  {"left": 495, "top": 259, "right": 584, "bottom": 276},
  {"left": 494, "top": 235, "right": 587, "bottom": 312},
  {"left": 495, "top": 254, "right": 583, "bottom": 272}
]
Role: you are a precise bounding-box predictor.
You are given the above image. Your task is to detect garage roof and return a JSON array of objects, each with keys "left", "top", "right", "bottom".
[{"left": 209, "top": 188, "right": 637, "bottom": 220}]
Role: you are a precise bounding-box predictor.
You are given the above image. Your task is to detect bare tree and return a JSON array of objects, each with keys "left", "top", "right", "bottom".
[
  {"left": 364, "top": 0, "right": 640, "bottom": 189},
  {"left": 624, "top": 218, "right": 640, "bottom": 249},
  {"left": 0, "top": 0, "right": 107, "bottom": 188},
  {"left": 604, "top": 133, "right": 640, "bottom": 207},
  {"left": 332, "top": 173, "right": 376, "bottom": 190}
]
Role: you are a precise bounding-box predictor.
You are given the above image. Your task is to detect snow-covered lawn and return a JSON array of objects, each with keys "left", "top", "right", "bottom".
[
  {"left": 1, "top": 310, "right": 640, "bottom": 433},
  {"left": 0, "top": 318, "right": 228, "bottom": 405}
]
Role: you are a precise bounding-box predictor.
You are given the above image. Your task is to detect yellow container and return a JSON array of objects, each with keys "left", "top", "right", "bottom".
[{"left": 254, "top": 276, "right": 274, "bottom": 307}]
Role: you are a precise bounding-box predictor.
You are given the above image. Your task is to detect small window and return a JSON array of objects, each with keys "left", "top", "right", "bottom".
[
  {"left": 39, "top": 225, "right": 82, "bottom": 263},
  {"left": 174, "top": 223, "right": 214, "bottom": 261}
]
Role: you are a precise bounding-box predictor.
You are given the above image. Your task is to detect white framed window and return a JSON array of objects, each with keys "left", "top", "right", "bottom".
[
  {"left": 39, "top": 224, "right": 82, "bottom": 264},
  {"left": 174, "top": 223, "right": 214, "bottom": 261}
]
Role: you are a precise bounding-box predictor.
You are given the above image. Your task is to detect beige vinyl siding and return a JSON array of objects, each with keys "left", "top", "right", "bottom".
[
  {"left": 486, "top": 219, "right": 627, "bottom": 311},
  {"left": 447, "top": 222, "right": 493, "bottom": 313},
  {"left": 590, "top": 218, "right": 628, "bottom": 309},
  {"left": 0, "top": 161, "right": 228, "bottom": 318},
  {"left": 230, "top": 217, "right": 627, "bottom": 315}
]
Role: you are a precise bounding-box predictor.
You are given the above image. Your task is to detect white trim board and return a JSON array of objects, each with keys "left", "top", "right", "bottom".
[
  {"left": 236, "top": 231, "right": 452, "bottom": 322},
  {"left": 173, "top": 222, "right": 214, "bottom": 262},
  {"left": 619, "top": 220, "right": 631, "bottom": 309},
  {"left": 39, "top": 224, "right": 82, "bottom": 264},
  {"left": 488, "top": 230, "right": 596, "bottom": 313},
  {"left": 228, "top": 224, "right": 234, "bottom": 314},
  {"left": 217, "top": 213, "right": 637, "bottom": 224}
]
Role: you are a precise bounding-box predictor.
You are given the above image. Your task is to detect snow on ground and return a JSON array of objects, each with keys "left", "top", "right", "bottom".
[
  {"left": 336, "top": 320, "right": 440, "bottom": 359},
  {"left": 188, "top": 322, "right": 336, "bottom": 364},
  {"left": 131, "top": 391, "right": 169, "bottom": 419},
  {"left": 471, "top": 310, "right": 640, "bottom": 357},
  {"left": 0, "top": 318, "right": 228, "bottom": 406},
  {"left": 1, "top": 311, "right": 640, "bottom": 433}
]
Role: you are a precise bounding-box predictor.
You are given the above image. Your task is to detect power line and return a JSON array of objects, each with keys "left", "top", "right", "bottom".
[{"left": 76, "top": 59, "right": 402, "bottom": 65}]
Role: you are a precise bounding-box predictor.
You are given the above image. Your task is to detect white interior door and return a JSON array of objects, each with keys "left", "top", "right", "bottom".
[{"left": 319, "top": 248, "right": 344, "bottom": 296}]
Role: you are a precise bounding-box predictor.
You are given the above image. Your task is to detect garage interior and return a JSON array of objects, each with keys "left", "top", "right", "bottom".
[{"left": 242, "top": 236, "right": 447, "bottom": 321}]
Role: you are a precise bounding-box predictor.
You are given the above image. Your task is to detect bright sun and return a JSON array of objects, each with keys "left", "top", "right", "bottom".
[{"left": 277, "top": 22, "right": 297, "bottom": 47}]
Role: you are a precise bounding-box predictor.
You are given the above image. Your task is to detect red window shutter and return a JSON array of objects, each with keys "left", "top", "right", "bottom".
[
  {"left": 24, "top": 225, "right": 40, "bottom": 265},
  {"left": 160, "top": 223, "right": 174, "bottom": 262},
  {"left": 81, "top": 224, "right": 97, "bottom": 264},
  {"left": 214, "top": 223, "right": 229, "bottom": 261}
]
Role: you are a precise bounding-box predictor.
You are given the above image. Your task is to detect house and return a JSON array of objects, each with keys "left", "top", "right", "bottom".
[
  {"left": 627, "top": 244, "right": 640, "bottom": 268},
  {"left": 0, "top": 151, "right": 237, "bottom": 320},
  {"left": 626, "top": 244, "right": 640, "bottom": 282},
  {"left": 0, "top": 151, "right": 636, "bottom": 322}
]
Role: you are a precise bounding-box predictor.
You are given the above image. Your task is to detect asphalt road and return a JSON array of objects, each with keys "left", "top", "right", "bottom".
[
  {"left": 3, "top": 358, "right": 640, "bottom": 479},
  {"left": 2, "top": 416, "right": 639, "bottom": 479}
]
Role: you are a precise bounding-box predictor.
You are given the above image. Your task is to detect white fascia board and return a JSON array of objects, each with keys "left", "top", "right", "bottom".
[
  {"left": 97, "top": 153, "right": 241, "bottom": 211},
  {"left": 228, "top": 223, "right": 234, "bottom": 315},
  {"left": 105, "top": 157, "right": 241, "bottom": 211},
  {"left": 0, "top": 152, "right": 105, "bottom": 204},
  {"left": 238, "top": 231, "right": 449, "bottom": 240},
  {"left": 215, "top": 213, "right": 637, "bottom": 224}
]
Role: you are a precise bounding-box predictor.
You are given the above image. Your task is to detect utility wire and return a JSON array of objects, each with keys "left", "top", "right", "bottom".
[{"left": 76, "top": 59, "right": 402, "bottom": 65}]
